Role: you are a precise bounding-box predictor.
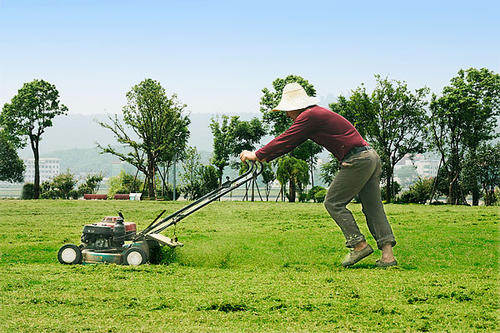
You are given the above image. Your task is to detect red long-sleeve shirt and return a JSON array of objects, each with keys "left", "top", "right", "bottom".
[{"left": 255, "top": 106, "right": 367, "bottom": 162}]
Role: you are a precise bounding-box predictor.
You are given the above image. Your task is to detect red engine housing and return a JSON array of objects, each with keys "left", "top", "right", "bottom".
[{"left": 96, "top": 216, "right": 137, "bottom": 232}]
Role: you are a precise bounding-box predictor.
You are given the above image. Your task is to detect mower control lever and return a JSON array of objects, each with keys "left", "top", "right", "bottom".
[{"left": 136, "top": 161, "right": 264, "bottom": 239}]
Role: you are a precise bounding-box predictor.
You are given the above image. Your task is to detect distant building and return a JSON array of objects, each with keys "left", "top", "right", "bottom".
[
  {"left": 24, "top": 158, "right": 60, "bottom": 183},
  {"left": 394, "top": 154, "right": 440, "bottom": 188}
]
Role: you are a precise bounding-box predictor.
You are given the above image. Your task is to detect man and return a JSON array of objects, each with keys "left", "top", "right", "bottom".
[{"left": 239, "top": 82, "right": 397, "bottom": 267}]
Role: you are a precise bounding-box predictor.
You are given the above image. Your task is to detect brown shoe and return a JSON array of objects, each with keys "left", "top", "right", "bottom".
[
  {"left": 342, "top": 244, "right": 374, "bottom": 267},
  {"left": 376, "top": 259, "right": 398, "bottom": 267}
]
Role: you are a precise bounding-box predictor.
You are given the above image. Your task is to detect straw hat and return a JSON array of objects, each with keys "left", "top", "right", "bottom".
[{"left": 272, "top": 82, "right": 318, "bottom": 111}]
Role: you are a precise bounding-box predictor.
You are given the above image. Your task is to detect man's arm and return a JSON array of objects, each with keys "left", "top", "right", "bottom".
[{"left": 254, "top": 112, "right": 312, "bottom": 162}]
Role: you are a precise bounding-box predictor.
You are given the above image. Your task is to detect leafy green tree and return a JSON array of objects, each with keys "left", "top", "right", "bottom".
[
  {"left": 0, "top": 130, "right": 24, "bottom": 183},
  {"left": 180, "top": 147, "right": 219, "bottom": 200},
  {"left": 231, "top": 117, "right": 266, "bottom": 154},
  {"left": 98, "top": 79, "right": 190, "bottom": 199},
  {"left": 260, "top": 162, "right": 276, "bottom": 201},
  {"left": 199, "top": 165, "right": 219, "bottom": 196},
  {"left": 108, "top": 170, "right": 142, "bottom": 198},
  {"left": 40, "top": 171, "right": 78, "bottom": 199},
  {"left": 231, "top": 117, "right": 266, "bottom": 201},
  {"left": 276, "top": 156, "right": 310, "bottom": 202},
  {"left": 78, "top": 173, "right": 103, "bottom": 195},
  {"left": 462, "top": 143, "right": 500, "bottom": 206},
  {"left": 330, "top": 75, "right": 429, "bottom": 202},
  {"left": 0, "top": 80, "right": 68, "bottom": 198},
  {"left": 320, "top": 154, "right": 340, "bottom": 185},
  {"left": 210, "top": 115, "right": 235, "bottom": 185},
  {"left": 260, "top": 74, "right": 323, "bottom": 190},
  {"left": 429, "top": 68, "right": 500, "bottom": 205}
]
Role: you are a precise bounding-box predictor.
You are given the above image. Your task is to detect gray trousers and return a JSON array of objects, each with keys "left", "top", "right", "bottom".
[{"left": 324, "top": 149, "right": 396, "bottom": 249}]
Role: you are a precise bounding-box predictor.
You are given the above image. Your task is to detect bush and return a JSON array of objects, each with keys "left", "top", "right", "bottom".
[
  {"left": 50, "top": 172, "right": 78, "bottom": 199},
  {"left": 21, "top": 183, "right": 34, "bottom": 199},
  {"left": 397, "top": 177, "right": 434, "bottom": 204},
  {"left": 108, "top": 170, "right": 142, "bottom": 198},
  {"left": 314, "top": 189, "right": 327, "bottom": 203},
  {"left": 307, "top": 186, "right": 326, "bottom": 202}
]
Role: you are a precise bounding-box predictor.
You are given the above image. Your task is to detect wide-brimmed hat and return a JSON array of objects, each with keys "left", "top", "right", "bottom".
[{"left": 272, "top": 82, "right": 318, "bottom": 111}]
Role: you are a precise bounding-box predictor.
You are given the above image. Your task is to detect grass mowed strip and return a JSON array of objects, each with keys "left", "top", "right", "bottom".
[{"left": 0, "top": 200, "right": 498, "bottom": 332}]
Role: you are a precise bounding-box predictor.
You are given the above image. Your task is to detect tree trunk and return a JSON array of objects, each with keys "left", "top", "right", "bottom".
[
  {"left": 385, "top": 173, "right": 392, "bottom": 203},
  {"left": 31, "top": 137, "right": 40, "bottom": 199},
  {"left": 147, "top": 159, "right": 155, "bottom": 199},
  {"left": 310, "top": 159, "right": 314, "bottom": 187},
  {"left": 447, "top": 171, "right": 460, "bottom": 205},
  {"left": 289, "top": 179, "right": 296, "bottom": 202},
  {"left": 471, "top": 182, "right": 480, "bottom": 206}
]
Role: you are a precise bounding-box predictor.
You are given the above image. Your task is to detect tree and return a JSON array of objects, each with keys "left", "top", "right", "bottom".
[
  {"left": 78, "top": 173, "right": 103, "bottom": 195},
  {"left": 429, "top": 68, "right": 500, "bottom": 205},
  {"left": 260, "top": 162, "right": 276, "bottom": 201},
  {"left": 462, "top": 143, "right": 500, "bottom": 206},
  {"left": 231, "top": 117, "right": 266, "bottom": 201},
  {"left": 98, "top": 79, "right": 190, "bottom": 199},
  {"left": 330, "top": 75, "right": 429, "bottom": 202},
  {"left": 40, "top": 171, "right": 78, "bottom": 199},
  {"left": 180, "top": 147, "right": 203, "bottom": 200},
  {"left": 210, "top": 115, "right": 234, "bottom": 185},
  {"left": 260, "top": 74, "right": 323, "bottom": 191},
  {"left": 276, "top": 156, "right": 310, "bottom": 202},
  {"left": 0, "top": 130, "right": 24, "bottom": 183},
  {"left": 108, "top": 170, "right": 142, "bottom": 197},
  {"left": 180, "top": 147, "right": 219, "bottom": 200},
  {"left": 320, "top": 154, "right": 340, "bottom": 185},
  {"left": 0, "top": 80, "right": 68, "bottom": 198}
]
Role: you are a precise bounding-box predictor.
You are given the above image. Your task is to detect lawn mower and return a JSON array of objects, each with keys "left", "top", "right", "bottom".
[{"left": 57, "top": 161, "right": 263, "bottom": 266}]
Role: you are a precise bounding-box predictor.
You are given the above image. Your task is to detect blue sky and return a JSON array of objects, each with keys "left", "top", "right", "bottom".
[{"left": 1, "top": 0, "right": 499, "bottom": 115}]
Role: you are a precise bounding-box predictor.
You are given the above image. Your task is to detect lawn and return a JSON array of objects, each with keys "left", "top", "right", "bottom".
[{"left": 0, "top": 200, "right": 498, "bottom": 332}]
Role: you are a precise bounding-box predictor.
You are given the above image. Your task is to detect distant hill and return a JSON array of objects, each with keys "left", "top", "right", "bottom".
[{"left": 19, "top": 112, "right": 266, "bottom": 158}]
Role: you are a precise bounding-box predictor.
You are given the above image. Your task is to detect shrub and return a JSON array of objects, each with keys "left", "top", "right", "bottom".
[
  {"left": 397, "top": 177, "right": 434, "bottom": 204},
  {"left": 78, "top": 173, "right": 103, "bottom": 196},
  {"left": 307, "top": 186, "right": 326, "bottom": 202},
  {"left": 108, "top": 170, "right": 142, "bottom": 198},
  {"left": 314, "top": 189, "right": 327, "bottom": 203},
  {"left": 21, "top": 183, "right": 34, "bottom": 199},
  {"left": 50, "top": 172, "right": 78, "bottom": 199}
]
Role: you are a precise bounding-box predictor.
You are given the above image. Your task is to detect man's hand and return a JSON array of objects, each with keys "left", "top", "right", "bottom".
[{"left": 239, "top": 150, "right": 257, "bottom": 162}]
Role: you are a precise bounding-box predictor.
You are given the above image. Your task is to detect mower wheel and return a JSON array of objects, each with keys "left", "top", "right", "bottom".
[
  {"left": 123, "top": 247, "right": 147, "bottom": 266},
  {"left": 58, "top": 244, "right": 82, "bottom": 265}
]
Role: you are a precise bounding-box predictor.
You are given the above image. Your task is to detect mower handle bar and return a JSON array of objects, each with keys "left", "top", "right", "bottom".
[{"left": 135, "top": 161, "right": 264, "bottom": 238}]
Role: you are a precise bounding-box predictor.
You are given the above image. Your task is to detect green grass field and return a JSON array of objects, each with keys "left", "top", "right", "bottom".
[{"left": 0, "top": 200, "right": 498, "bottom": 332}]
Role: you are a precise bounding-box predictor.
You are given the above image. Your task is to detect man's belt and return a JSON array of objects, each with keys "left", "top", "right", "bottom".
[{"left": 342, "top": 145, "right": 371, "bottom": 161}]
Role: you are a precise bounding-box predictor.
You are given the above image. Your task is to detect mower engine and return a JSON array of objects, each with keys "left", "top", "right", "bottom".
[{"left": 81, "top": 216, "right": 137, "bottom": 250}]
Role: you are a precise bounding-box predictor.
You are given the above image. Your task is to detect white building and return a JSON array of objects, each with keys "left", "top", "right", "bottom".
[{"left": 24, "top": 158, "right": 60, "bottom": 183}]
